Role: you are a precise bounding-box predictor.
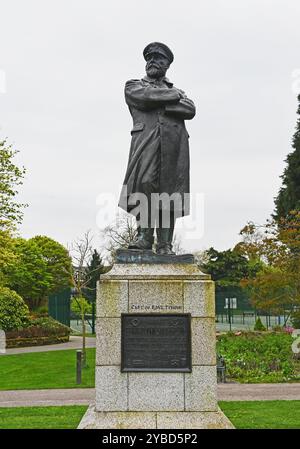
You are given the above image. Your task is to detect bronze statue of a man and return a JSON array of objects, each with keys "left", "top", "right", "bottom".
[{"left": 119, "top": 42, "right": 195, "bottom": 255}]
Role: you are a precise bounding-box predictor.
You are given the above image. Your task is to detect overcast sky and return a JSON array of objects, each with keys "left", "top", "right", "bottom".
[{"left": 1, "top": 0, "right": 300, "bottom": 254}]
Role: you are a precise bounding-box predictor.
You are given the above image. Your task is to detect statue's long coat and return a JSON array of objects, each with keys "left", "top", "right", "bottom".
[{"left": 118, "top": 76, "right": 195, "bottom": 217}]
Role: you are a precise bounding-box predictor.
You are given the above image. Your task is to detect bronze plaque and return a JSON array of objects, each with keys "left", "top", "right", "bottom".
[{"left": 121, "top": 314, "right": 191, "bottom": 372}]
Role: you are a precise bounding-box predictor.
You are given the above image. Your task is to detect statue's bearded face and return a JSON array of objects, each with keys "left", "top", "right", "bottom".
[{"left": 145, "top": 52, "right": 170, "bottom": 80}]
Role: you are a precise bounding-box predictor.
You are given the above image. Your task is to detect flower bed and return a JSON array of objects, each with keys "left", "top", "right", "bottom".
[
  {"left": 6, "top": 316, "right": 71, "bottom": 348},
  {"left": 217, "top": 330, "right": 300, "bottom": 383}
]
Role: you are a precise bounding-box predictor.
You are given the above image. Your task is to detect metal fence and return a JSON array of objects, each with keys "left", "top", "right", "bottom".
[
  {"left": 216, "top": 287, "right": 291, "bottom": 331},
  {"left": 48, "top": 288, "right": 71, "bottom": 327},
  {"left": 49, "top": 286, "right": 293, "bottom": 333}
]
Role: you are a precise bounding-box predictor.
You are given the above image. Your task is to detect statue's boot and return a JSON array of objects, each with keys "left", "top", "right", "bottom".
[
  {"left": 128, "top": 227, "right": 154, "bottom": 250},
  {"left": 156, "top": 226, "right": 175, "bottom": 255}
]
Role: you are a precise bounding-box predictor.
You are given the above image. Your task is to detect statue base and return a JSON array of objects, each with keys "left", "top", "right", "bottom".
[
  {"left": 78, "top": 406, "right": 234, "bottom": 429},
  {"left": 115, "top": 249, "right": 195, "bottom": 264},
  {"left": 78, "top": 262, "right": 234, "bottom": 429}
]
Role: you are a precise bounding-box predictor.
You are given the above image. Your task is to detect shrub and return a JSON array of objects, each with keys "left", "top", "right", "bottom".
[
  {"left": 217, "top": 331, "right": 300, "bottom": 382},
  {"left": 254, "top": 317, "right": 266, "bottom": 331},
  {"left": 6, "top": 316, "right": 71, "bottom": 339},
  {"left": 291, "top": 311, "right": 300, "bottom": 329},
  {"left": 35, "top": 305, "right": 48, "bottom": 315},
  {"left": 0, "top": 287, "right": 30, "bottom": 331},
  {"left": 272, "top": 325, "right": 284, "bottom": 332}
]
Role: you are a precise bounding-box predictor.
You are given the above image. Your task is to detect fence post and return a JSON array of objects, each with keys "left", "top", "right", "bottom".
[
  {"left": 91, "top": 301, "right": 95, "bottom": 334},
  {"left": 228, "top": 301, "right": 232, "bottom": 331},
  {"left": 76, "top": 350, "right": 82, "bottom": 384}
]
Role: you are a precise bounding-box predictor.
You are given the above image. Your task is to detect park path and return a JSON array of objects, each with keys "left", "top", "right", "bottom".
[
  {"left": 1, "top": 384, "right": 300, "bottom": 407},
  {"left": 0, "top": 389, "right": 95, "bottom": 407},
  {"left": 218, "top": 383, "right": 300, "bottom": 401},
  {"left": 4, "top": 336, "right": 96, "bottom": 355}
]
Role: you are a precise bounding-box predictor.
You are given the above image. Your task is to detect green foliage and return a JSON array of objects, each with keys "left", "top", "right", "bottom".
[
  {"left": 291, "top": 310, "right": 300, "bottom": 329},
  {"left": 0, "top": 286, "right": 29, "bottom": 331},
  {"left": 6, "top": 237, "right": 52, "bottom": 309},
  {"left": 6, "top": 316, "right": 70, "bottom": 339},
  {"left": 0, "top": 140, "right": 27, "bottom": 229},
  {"left": 239, "top": 214, "right": 300, "bottom": 314},
  {"left": 34, "top": 305, "right": 48, "bottom": 315},
  {"left": 71, "top": 296, "right": 92, "bottom": 317},
  {"left": 272, "top": 324, "right": 284, "bottom": 332},
  {"left": 274, "top": 94, "right": 300, "bottom": 220},
  {"left": 254, "top": 317, "right": 266, "bottom": 331},
  {"left": 84, "top": 249, "right": 105, "bottom": 301},
  {"left": 201, "top": 247, "right": 262, "bottom": 288},
  {"left": 6, "top": 236, "right": 72, "bottom": 310},
  {"left": 0, "top": 229, "right": 16, "bottom": 286},
  {"left": 29, "top": 235, "right": 72, "bottom": 294},
  {"left": 217, "top": 331, "right": 300, "bottom": 383}
]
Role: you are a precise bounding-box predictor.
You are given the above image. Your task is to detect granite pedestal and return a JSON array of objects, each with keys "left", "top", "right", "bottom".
[{"left": 78, "top": 258, "right": 233, "bottom": 429}]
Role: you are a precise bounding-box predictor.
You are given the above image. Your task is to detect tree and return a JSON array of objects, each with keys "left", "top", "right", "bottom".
[
  {"left": 85, "top": 249, "right": 105, "bottom": 302},
  {"left": 6, "top": 236, "right": 72, "bottom": 310},
  {"left": 7, "top": 237, "right": 52, "bottom": 309},
  {"left": 194, "top": 249, "right": 210, "bottom": 267},
  {"left": 83, "top": 249, "right": 106, "bottom": 334},
  {"left": 101, "top": 212, "right": 185, "bottom": 262},
  {"left": 200, "top": 247, "right": 261, "bottom": 288},
  {"left": 69, "top": 231, "right": 96, "bottom": 366},
  {"left": 0, "top": 229, "right": 16, "bottom": 287},
  {"left": 254, "top": 317, "right": 266, "bottom": 332},
  {"left": 171, "top": 234, "right": 185, "bottom": 255},
  {"left": 101, "top": 213, "right": 137, "bottom": 263},
  {"left": 29, "top": 235, "right": 72, "bottom": 295},
  {"left": 274, "top": 94, "right": 300, "bottom": 220},
  {"left": 0, "top": 140, "right": 27, "bottom": 230},
  {"left": 71, "top": 295, "right": 92, "bottom": 363},
  {"left": 0, "top": 141, "right": 27, "bottom": 287},
  {"left": 239, "top": 213, "right": 300, "bottom": 319}
]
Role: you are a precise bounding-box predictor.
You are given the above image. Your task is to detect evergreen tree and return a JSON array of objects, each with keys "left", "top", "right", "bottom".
[
  {"left": 85, "top": 249, "right": 105, "bottom": 301},
  {"left": 274, "top": 94, "right": 300, "bottom": 219}
]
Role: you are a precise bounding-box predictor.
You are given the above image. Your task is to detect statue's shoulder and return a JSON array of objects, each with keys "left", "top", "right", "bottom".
[{"left": 125, "top": 78, "right": 143, "bottom": 87}]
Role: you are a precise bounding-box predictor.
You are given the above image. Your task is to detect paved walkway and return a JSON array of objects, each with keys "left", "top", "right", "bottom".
[
  {"left": 218, "top": 383, "right": 300, "bottom": 401},
  {"left": 4, "top": 336, "right": 96, "bottom": 355},
  {"left": 0, "top": 384, "right": 300, "bottom": 407},
  {"left": 0, "top": 389, "right": 95, "bottom": 407}
]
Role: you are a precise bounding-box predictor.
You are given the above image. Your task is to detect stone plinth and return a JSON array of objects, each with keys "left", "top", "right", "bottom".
[{"left": 78, "top": 263, "right": 234, "bottom": 429}]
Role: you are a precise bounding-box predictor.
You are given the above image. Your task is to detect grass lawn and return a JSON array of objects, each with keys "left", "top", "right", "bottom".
[
  {"left": 0, "top": 401, "right": 300, "bottom": 428},
  {"left": 0, "top": 348, "right": 95, "bottom": 390},
  {"left": 219, "top": 400, "right": 300, "bottom": 429},
  {"left": 0, "top": 406, "right": 88, "bottom": 429}
]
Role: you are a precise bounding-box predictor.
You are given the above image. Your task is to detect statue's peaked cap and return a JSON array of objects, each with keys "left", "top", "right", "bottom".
[{"left": 143, "top": 42, "right": 174, "bottom": 64}]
